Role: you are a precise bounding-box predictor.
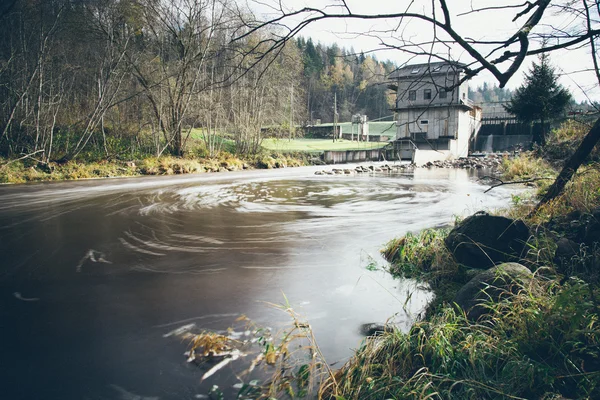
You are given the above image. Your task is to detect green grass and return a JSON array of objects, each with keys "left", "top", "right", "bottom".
[
  {"left": 308, "top": 121, "right": 397, "bottom": 137},
  {"left": 261, "top": 138, "right": 387, "bottom": 153},
  {"left": 382, "top": 228, "right": 458, "bottom": 283}
]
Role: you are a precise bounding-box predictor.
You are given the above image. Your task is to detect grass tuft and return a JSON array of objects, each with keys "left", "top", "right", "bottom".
[{"left": 382, "top": 228, "right": 459, "bottom": 285}]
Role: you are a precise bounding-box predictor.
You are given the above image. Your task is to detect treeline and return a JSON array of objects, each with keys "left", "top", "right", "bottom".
[
  {"left": 296, "top": 38, "right": 396, "bottom": 123},
  {"left": 0, "top": 0, "right": 397, "bottom": 162},
  {"left": 0, "top": 0, "right": 307, "bottom": 161},
  {"left": 469, "top": 83, "right": 513, "bottom": 104}
]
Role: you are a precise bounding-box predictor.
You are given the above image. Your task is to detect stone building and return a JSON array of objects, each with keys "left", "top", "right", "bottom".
[{"left": 389, "top": 62, "right": 482, "bottom": 163}]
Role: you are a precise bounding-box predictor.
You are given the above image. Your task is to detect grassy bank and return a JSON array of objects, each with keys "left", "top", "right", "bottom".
[
  {"left": 321, "top": 121, "right": 600, "bottom": 399},
  {"left": 0, "top": 151, "right": 312, "bottom": 184}
]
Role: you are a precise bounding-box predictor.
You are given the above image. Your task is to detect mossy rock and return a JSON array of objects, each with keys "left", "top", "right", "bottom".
[
  {"left": 453, "top": 262, "right": 532, "bottom": 321},
  {"left": 445, "top": 212, "right": 529, "bottom": 269}
]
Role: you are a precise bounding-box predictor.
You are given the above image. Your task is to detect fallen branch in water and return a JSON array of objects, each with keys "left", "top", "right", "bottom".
[{"left": 480, "top": 175, "right": 552, "bottom": 193}]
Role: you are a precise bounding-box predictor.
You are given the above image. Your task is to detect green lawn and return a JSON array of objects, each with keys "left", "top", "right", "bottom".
[
  {"left": 188, "top": 128, "right": 390, "bottom": 153},
  {"left": 261, "top": 138, "right": 388, "bottom": 153}
]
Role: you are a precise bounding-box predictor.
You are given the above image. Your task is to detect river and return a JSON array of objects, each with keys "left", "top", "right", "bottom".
[{"left": 0, "top": 164, "right": 522, "bottom": 399}]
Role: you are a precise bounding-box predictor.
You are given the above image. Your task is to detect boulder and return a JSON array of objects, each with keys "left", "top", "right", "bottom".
[
  {"left": 554, "top": 238, "right": 580, "bottom": 274},
  {"left": 583, "top": 221, "right": 600, "bottom": 246},
  {"left": 555, "top": 237, "right": 580, "bottom": 261},
  {"left": 554, "top": 238, "right": 579, "bottom": 259},
  {"left": 454, "top": 262, "right": 532, "bottom": 321},
  {"left": 360, "top": 323, "right": 394, "bottom": 336},
  {"left": 445, "top": 212, "right": 529, "bottom": 269}
]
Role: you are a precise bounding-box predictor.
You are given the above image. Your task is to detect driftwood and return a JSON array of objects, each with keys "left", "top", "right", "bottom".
[
  {"left": 0, "top": 149, "right": 45, "bottom": 169},
  {"left": 480, "top": 175, "right": 551, "bottom": 193}
]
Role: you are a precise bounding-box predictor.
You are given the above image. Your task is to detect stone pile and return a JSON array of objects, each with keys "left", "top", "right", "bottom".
[
  {"left": 420, "top": 154, "right": 506, "bottom": 170},
  {"left": 314, "top": 163, "right": 416, "bottom": 175},
  {"left": 313, "top": 155, "right": 509, "bottom": 175}
]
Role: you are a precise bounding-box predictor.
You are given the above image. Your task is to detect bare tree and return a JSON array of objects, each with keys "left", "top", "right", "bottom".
[{"left": 125, "top": 0, "right": 229, "bottom": 157}]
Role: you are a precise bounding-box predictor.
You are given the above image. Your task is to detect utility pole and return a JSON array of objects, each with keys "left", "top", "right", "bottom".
[
  {"left": 333, "top": 92, "right": 337, "bottom": 143},
  {"left": 289, "top": 84, "right": 294, "bottom": 141}
]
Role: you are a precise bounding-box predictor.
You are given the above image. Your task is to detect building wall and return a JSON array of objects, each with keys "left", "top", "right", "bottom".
[
  {"left": 395, "top": 73, "right": 469, "bottom": 109},
  {"left": 454, "top": 108, "right": 482, "bottom": 158},
  {"left": 396, "top": 107, "right": 460, "bottom": 140},
  {"left": 392, "top": 63, "right": 482, "bottom": 163}
]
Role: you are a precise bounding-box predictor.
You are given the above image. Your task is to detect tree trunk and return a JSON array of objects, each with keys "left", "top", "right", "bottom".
[{"left": 531, "top": 117, "right": 600, "bottom": 215}]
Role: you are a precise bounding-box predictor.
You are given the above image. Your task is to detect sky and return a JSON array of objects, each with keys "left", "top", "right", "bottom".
[{"left": 248, "top": 0, "right": 600, "bottom": 102}]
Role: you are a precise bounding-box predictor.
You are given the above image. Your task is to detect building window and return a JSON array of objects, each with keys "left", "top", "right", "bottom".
[
  {"left": 411, "top": 68, "right": 420, "bottom": 74},
  {"left": 433, "top": 65, "right": 442, "bottom": 72},
  {"left": 439, "top": 89, "right": 447, "bottom": 99},
  {"left": 408, "top": 90, "right": 416, "bottom": 101},
  {"left": 420, "top": 120, "right": 429, "bottom": 125},
  {"left": 424, "top": 89, "right": 432, "bottom": 100}
]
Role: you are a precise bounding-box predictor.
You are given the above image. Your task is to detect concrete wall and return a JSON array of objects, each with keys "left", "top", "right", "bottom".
[
  {"left": 323, "top": 149, "right": 383, "bottom": 164},
  {"left": 455, "top": 108, "right": 482, "bottom": 158},
  {"left": 413, "top": 148, "right": 454, "bottom": 164},
  {"left": 341, "top": 133, "right": 391, "bottom": 142},
  {"left": 474, "top": 134, "right": 533, "bottom": 152},
  {"left": 478, "top": 122, "right": 541, "bottom": 137}
]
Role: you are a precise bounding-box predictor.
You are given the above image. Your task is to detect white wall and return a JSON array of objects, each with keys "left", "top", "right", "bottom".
[
  {"left": 413, "top": 146, "right": 454, "bottom": 164},
  {"left": 395, "top": 107, "right": 460, "bottom": 140}
]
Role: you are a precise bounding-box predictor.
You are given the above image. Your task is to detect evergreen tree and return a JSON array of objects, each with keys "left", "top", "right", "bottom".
[{"left": 504, "top": 54, "right": 572, "bottom": 145}]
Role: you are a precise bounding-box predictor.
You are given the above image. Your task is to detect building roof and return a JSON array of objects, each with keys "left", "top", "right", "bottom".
[{"left": 389, "top": 61, "right": 466, "bottom": 80}]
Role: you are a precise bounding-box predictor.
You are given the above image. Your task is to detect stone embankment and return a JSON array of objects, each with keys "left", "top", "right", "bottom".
[{"left": 314, "top": 154, "right": 507, "bottom": 175}]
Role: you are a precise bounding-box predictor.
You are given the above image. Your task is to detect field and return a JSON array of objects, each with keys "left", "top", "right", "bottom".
[{"left": 261, "top": 138, "right": 388, "bottom": 153}]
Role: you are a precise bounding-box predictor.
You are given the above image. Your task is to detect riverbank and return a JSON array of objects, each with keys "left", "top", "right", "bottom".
[
  {"left": 320, "top": 122, "right": 600, "bottom": 399},
  {"left": 0, "top": 151, "right": 314, "bottom": 184}
]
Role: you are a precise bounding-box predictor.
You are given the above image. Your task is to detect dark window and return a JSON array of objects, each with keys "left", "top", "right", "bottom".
[
  {"left": 439, "top": 89, "right": 447, "bottom": 99},
  {"left": 424, "top": 89, "right": 432, "bottom": 100},
  {"left": 408, "top": 90, "right": 416, "bottom": 101},
  {"left": 420, "top": 120, "right": 429, "bottom": 125}
]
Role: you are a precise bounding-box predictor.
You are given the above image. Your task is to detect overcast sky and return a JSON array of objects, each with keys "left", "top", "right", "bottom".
[{"left": 249, "top": 0, "right": 599, "bottom": 102}]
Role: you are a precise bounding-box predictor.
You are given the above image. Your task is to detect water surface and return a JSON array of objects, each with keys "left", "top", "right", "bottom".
[{"left": 0, "top": 165, "right": 521, "bottom": 399}]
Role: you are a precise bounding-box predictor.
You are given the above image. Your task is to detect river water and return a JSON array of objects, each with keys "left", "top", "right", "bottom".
[{"left": 0, "top": 164, "right": 521, "bottom": 399}]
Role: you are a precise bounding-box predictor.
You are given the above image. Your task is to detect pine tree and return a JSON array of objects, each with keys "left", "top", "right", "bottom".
[{"left": 504, "top": 54, "right": 571, "bottom": 145}]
